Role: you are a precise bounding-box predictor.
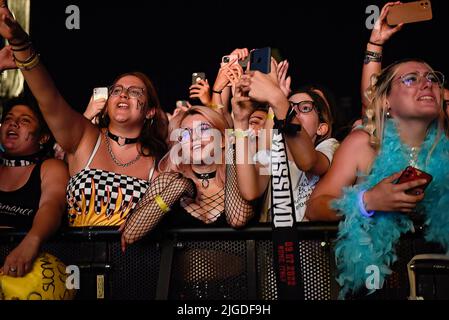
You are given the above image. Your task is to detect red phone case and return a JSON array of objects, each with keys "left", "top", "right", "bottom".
[{"left": 397, "top": 166, "right": 433, "bottom": 195}]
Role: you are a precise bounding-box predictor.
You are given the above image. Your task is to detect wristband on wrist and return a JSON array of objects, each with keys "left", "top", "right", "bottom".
[
  {"left": 154, "top": 195, "right": 170, "bottom": 213},
  {"left": 212, "top": 89, "right": 222, "bottom": 94},
  {"left": 358, "top": 190, "right": 375, "bottom": 218},
  {"left": 364, "top": 50, "right": 383, "bottom": 65},
  {"left": 368, "top": 41, "right": 383, "bottom": 47}
]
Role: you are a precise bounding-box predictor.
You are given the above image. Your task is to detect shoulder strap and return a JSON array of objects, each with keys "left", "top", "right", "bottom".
[{"left": 85, "top": 134, "right": 102, "bottom": 169}]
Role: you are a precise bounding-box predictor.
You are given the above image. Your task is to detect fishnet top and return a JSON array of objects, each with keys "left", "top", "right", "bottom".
[{"left": 122, "top": 146, "right": 254, "bottom": 244}]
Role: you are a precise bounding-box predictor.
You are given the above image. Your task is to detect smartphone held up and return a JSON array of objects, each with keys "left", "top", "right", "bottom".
[
  {"left": 249, "top": 47, "right": 271, "bottom": 74},
  {"left": 93, "top": 87, "right": 108, "bottom": 101},
  {"left": 387, "top": 1, "right": 433, "bottom": 26}
]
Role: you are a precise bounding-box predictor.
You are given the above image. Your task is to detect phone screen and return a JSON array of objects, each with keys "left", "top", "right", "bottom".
[{"left": 249, "top": 47, "right": 271, "bottom": 74}]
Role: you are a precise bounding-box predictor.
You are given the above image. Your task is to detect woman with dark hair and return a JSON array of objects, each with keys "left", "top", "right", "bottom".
[
  {"left": 0, "top": 9, "right": 168, "bottom": 227},
  {"left": 0, "top": 97, "right": 69, "bottom": 277}
]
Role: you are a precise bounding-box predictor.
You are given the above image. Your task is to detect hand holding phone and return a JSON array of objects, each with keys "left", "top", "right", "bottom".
[
  {"left": 387, "top": 1, "right": 433, "bottom": 26},
  {"left": 396, "top": 166, "right": 433, "bottom": 195}
]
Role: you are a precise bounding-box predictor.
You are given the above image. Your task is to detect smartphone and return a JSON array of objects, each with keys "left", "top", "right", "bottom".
[
  {"left": 396, "top": 166, "right": 433, "bottom": 195},
  {"left": 249, "top": 47, "right": 271, "bottom": 74},
  {"left": 93, "top": 87, "right": 108, "bottom": 101},
  {"left": 387, "top": 1, "right": 433, "bottom": 26},
  {"left": 221, "top": 54, "right": 239, "bottom": 67},
  {"left": 192, "top": 72, "right": 206, "bottom": 85}
]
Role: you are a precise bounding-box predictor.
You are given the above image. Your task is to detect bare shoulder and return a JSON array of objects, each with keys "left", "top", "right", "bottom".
[
  {"left": 41, "top": 158, "right": 69, "bottom": 177},
  {"left": 336, "top": 129, "right": 374, "bottom": 156},
  {"left": 333, "top": 129, "right": 377, "bottom": 173}
]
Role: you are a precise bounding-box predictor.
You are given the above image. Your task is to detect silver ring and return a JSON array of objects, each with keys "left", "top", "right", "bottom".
[{"left": 9, "top": 267, "right": 17, "bottom": 273}]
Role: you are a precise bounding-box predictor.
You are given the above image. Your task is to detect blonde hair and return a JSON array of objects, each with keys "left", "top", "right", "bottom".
[
  {"left": 364, "top": 59, "right": 445, "bottom": 158},
  {"left": 159, "top": 106, "right": 230, "bottom": 187}
]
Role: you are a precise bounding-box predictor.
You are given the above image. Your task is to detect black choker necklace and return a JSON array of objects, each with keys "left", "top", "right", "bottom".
[
  {"left": 107, "top": 130, "right": 139, "bottom": 147},
  {"left": 193, "top": 170, "right": 217, "bottom": 189},
  {"left": 1, "top": 151, "right": 45, "bottom": 167}
]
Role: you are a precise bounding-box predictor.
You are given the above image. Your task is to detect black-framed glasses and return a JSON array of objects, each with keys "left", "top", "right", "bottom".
[
  {"left": 289, "top": 100, "right": 316, "bottom": 114},
  {"left": 396, "top": 71, "right": 445, "bottom": 88},
  {"left": 177, "top": 122, "right": 213, "bottom": 144},
  {"left": 444, "top": 100, "right": 449, "bottom": 108},
  {"left": 109, "top": 85, "right": 145, "bottom": 98}
]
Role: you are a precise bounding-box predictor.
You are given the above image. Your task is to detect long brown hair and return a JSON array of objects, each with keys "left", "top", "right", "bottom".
[{"left": 98, "top": 72, "right": 168, "bottom": 163}]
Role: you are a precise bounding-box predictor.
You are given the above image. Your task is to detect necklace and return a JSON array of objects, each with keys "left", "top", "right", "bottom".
[
  {"left": 0, "top": 150, "right": 45, "bottom": 167},
  {"left": 105, "top": 131, "right": 141, "bottom": 167},
  {"left": 192, "top": 170, "right": 217, "bottom": 189},
  {"left": 403, "top": 144, "right": 421, "bottom": 168},
  {"left": 107, "top": 130, "right": 139, "bottom": 147}
]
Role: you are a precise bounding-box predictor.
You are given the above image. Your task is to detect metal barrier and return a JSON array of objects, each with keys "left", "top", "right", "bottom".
[{"left": 0, "top": 222, "right": 445, "bottom": 300}]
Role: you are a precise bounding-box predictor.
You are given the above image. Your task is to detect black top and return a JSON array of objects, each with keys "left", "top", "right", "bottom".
[{"left": 0, "top": 163, "right": 42, "bottom": 230}]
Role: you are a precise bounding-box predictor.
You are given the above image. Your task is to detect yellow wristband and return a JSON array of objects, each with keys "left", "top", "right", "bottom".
[
  {"left": 154, "top": 195, "right": 170, "bottom": 213},
  {"left": 267, "top": 112, "right": 275, "bottom": 120},
  {"left": 207, "top": 103, "right": 224, "bottom": 110}
]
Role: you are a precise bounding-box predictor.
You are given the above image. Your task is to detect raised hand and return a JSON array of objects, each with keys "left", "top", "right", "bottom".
[
  {"left": 0, "top": 45, "right": 15, "bottom": 71},
  {"left": 0, "top": 3, "right": 28, "bottom": 42},
  {"left": 277, "top": 60, "right": 292, "bottom": 97},
  {"left": 231, "top": 83, "right": 253, "bottom": 124},
  {"left": 84, "top": 95, "right": 107, "bottom": 122},
  {"left": 189, "top": 79, "right": 212, "bottom": 106},
  {"left": 370, "top": 2, "right": 404, "bottom": 45},
  {"left": 239, "top": 58, "right": 282, "bottom": 105}
]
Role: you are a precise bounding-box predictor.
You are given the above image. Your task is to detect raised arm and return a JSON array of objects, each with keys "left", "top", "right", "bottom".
[
  {"left": 0, "top": 9, "right": 97, "bottom": 154},
  {"left": 361, "top": 2, "right": 403, "bottom": 110},
  {"left": 231, "top": 84, "right": 270, "bottom": 201}
]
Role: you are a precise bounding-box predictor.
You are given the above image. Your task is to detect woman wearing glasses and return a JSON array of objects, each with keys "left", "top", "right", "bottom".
[
  {"left": 230, "top": 63, "right": 338, "bottom": 223},
  {"left": 121, "top": 106, "right": 255, "bottom": 246},
  {"left": 307, "top": 59, "right": 449, "bottom": 298},
  {"left": 0, "top": 11, "right": 168, "bottom": 227}
]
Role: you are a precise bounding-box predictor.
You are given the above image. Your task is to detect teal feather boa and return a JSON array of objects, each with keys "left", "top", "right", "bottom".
[{"left": 331, "top": 120, "right": 449, "bottom": 299}]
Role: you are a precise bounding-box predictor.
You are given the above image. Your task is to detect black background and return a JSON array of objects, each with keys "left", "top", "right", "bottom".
[{"left": 12, "top": 0, "right": 449, "bottom": 131}]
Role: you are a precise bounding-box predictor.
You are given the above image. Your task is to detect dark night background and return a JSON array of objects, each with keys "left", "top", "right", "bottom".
[{"left": 5, "top": 0, "right": 449, "bottom": 136}]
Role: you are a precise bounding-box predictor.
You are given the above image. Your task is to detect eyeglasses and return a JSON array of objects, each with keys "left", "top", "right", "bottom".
[
  {"left": 109, "top": 85, "right": 145, "bottom": 98},
  {"left": 396, "top": 71, "right": 445, "bottom": 88},
  {"left": 289, "top": 100, "right": 316, "bottom": 114},
  {"left": 178, "top": 122, "right": 213, "bottom": 144},
  {"left": 444, "top": 100, "right": 449, "bottom": 108}
]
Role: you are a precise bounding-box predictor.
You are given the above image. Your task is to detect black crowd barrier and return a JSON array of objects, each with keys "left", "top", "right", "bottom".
[{"left": 0, "top": 222, "right": 446, "bottom": 300}]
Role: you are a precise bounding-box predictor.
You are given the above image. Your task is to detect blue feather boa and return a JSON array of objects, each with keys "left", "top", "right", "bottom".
[{"left": 331, "top": 120, "right": 449, "bottom": 299}]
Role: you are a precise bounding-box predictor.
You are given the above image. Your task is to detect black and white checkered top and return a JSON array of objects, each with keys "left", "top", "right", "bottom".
[{"left": 66, "top": 135, "right": 154, "bottom": 227}]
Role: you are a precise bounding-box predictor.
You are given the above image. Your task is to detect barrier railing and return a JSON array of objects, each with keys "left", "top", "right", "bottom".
[{"left": 0, "top": 222, "right": 445, "bottom": 300}]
